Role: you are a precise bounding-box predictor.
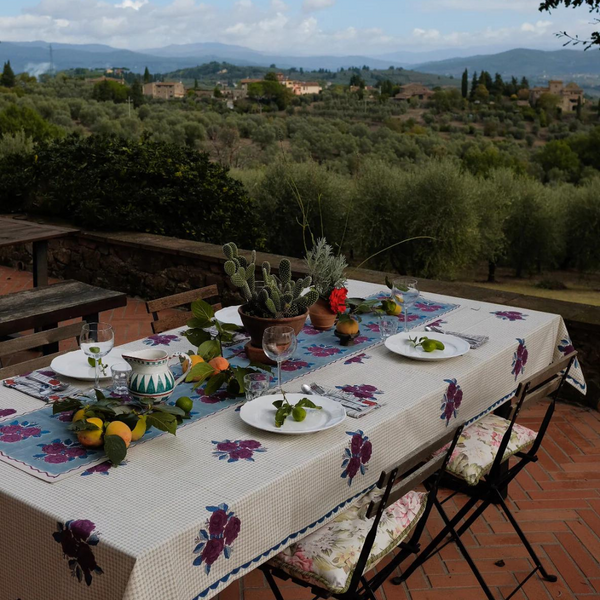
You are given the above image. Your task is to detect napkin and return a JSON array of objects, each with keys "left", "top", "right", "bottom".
[
  {"left": 2, "top": 372, "right": 75, "bottom": 402},
  {"left": 310, "top": 383, "right": 383, "bottom": 419}
]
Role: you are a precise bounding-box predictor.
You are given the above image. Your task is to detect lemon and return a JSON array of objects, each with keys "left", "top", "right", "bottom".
[
  {"left": 77, "top": 417, "right": 104, "bottom": 448},
  {"left": 72, "top": 408, "right": 86, "bottom": 422},
  {"left": 292, "top": 406, "right": 307, "bottom": 422},
  {"left": 176, "top": 396, "right": 194, "bottom": 414},
  {"left": 105, "top": 421, "right": 133, "bottom": 449},
  {"left": 131, "top": 415, "right": 147, "bottom": 441}
]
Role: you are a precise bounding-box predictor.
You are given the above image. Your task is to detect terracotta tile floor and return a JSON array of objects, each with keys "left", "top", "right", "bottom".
[{"left": 2, "top": 264, "right": 600, "bottom": 600}]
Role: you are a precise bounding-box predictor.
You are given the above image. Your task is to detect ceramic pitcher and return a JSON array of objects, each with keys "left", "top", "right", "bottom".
[{"left": 121, "top": 349, "right": 188, "bottom": 403}]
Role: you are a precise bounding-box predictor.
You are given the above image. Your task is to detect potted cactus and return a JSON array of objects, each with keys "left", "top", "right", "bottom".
[{"left": 223, "top": 243, "right": 318, "bottom": 363}]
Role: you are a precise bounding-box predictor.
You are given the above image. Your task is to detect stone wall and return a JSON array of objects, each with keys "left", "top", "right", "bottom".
[{"left": 1, "top": 224, "right": 598, "bottom": 409}]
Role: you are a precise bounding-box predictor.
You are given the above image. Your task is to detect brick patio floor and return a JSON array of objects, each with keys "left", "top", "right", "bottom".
[{"left": 2, "top": 264, "right": 600, "bottom": 600}]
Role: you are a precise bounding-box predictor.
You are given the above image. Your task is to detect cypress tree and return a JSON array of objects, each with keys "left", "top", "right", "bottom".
[
  {"left": 470, "top": 71, "right": 478, "bottom": 100},
  {"left": 461, "top": 68, "right": 468, "bottom": 99},
  {"left": 1, "top": 61, "right": 16, "bottom": 88},
  {"left": 143, "top": 66, "right": 151, "bottom": 84}
]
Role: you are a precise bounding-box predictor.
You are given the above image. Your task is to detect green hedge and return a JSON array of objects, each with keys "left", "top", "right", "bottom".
[{"left": 0, "top": 134, "right": 263, "bottom": 249}]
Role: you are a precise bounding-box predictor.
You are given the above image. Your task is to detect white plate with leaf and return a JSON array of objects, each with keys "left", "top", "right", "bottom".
[
  {"left": 240, "top": 393, "right": 346, "bottom": 435},
  {"left": 384, "top": 332, "right": 470, "bottom": 362},
  {"left": 51, "top": 350, "right": 123, "bottom": 381},
  {"left": 214, "top": 305, "right": 243, "bottom": 327}
]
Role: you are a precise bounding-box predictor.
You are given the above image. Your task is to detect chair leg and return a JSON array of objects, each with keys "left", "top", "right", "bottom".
[
  {"left": 433, "top": 498, "right": 497, "bottom": 600},
  {"left": 360, "top": 576, "right": 379, "bottom": 600},
  {"left": 262, "top": 568, "right": 286, "bottom": 600},
  {"left": 493, "top": 489, "right": 557, "bottom": 582}
]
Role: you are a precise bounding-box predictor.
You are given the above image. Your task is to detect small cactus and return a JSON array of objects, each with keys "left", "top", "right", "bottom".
[{"left": 222, "top": 243, "right": 317, "bottom": 319}]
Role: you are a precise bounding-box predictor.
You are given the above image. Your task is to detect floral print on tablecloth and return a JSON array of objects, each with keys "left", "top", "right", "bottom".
[
  {"left": 512, "top": 338, "right": 528, "bottom": 380},
  {"left": 491, "top": 310, "right": 528, "bottom": 321},
  {"left": 336, "top": 384, "right": 382, "bottom": 400},
  {"left": 193, "top": 504, "right": 241, "bottom": 574},
  {"left": 53, "top": 519, "right": 103, "bottom": 586},
  {"left": 34, "top": 438, "right": 90, "bottom": 464},
  {"left": 82, "top": 462, "right": 113, "bottom": 476},
  {"left": 341, "top": 430, "right": 372, "bottom": 486},
  {"left": 0, "top": 408, "right": 16, "bottom": 419},
  {"left": 440, "top": 379, "right": 463, "bottom": 425},
  {"left": 143, "top": 334, "right": 180, "bottom": 347},
  {"left": 0, "top": 420, "right": 48, "bottom": 443},
  {"left": 281, "top": 359, "right": 314, "bottom": 372},
  {"left": 212, "top": 440, "right": 266, "bottom": 462},
  {"left": 558, "top": 337, "right": 579, "bottom": 368},
  {"left": 344, "top": 353, "right": 370, "bottom": 365},
  {"left": 304, "top": 344, "right": 343, "bottom": 358}
]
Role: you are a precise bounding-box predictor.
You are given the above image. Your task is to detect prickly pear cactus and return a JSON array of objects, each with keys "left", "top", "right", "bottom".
[{"left": 222, "top": 243, "right": 317, "bottom": 318}]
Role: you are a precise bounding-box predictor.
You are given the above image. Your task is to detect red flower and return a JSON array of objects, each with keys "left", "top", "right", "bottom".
[{"left": 329, "top": 287, "right": 348, "bottom": 314}]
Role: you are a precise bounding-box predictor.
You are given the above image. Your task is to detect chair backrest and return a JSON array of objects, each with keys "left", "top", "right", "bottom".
[
  {"left": 0, "top": 322, "right": 82, "bottom": 379},
  {"left": 346, "top": 422, "right": 464, "bottom": 594},
  {"left": 489, "top": 351, "right": 577, "bottom": 481},
  {"left": 146, "top": 285, "right": 221, "bottom": 334}
]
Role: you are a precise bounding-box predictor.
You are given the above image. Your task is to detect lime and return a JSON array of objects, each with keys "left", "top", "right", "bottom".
[
  {"left": 434, "top": 340, "right": 445, "bottom": 350},
  {"left": 176, "top": 396, "right": 194, "bottom": 414},
  {"left": 292, "top": 406, "right": 307, "bottom": 422},
  {"left": 421, "top": 339, "right": 437, "bottom": 353}
]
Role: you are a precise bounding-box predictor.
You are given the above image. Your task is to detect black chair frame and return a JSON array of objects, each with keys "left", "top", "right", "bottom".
[
  {"left": 260, "top": 423, "right": 465, "bottom": 600},
  {"left": 393, "top": 351, "right": 578, "bottom": 600}
]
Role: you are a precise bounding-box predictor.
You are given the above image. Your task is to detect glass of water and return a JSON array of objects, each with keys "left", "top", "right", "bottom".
[
  {"left": 243, "top": 373, "right": 273, "bottom": 401},
  {"left": 111, "top": 363, "right": 131, "bottom": 396},
  {"left": 378, "top": 315, "right": 398, "bottom": 340},
  {"left": 81, "top": 322, "right": 115, "bottom": 391},
  {"left": 392, "top": 278, "right": 419, "bottom": 333}
]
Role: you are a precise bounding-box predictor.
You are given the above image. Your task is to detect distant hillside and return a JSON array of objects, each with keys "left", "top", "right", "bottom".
[
  {"left": 160, "top": 62, "right": 459, "bottom": 89},
  {"left": 415, "top": 48, "right": 600, "bottom": 81}
]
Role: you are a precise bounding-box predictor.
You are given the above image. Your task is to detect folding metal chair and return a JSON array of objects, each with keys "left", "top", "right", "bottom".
[
  {"left": 394, "top": 351, "right": 578, "bottom": 600},
  {"left": 259, "top": 422, "right": 464, "bottom": 600}
]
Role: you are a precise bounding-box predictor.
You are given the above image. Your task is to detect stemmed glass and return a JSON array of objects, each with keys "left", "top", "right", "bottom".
[
  {"left": 392, "top": 278, "right": 419, "bottom": 332},
  {"left": 262, "top": 326, "right": 297, "bottom": 395},
  {"left": 81, "top": 322, "right": 115, "bottom": 391}
]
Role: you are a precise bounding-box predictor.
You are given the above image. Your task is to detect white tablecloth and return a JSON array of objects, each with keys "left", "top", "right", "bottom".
[{"left": 0, "top": 280, "right": 585, "bottom": 600}]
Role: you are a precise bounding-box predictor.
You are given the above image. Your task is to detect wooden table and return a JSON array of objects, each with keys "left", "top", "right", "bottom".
[
  {"left": 0, "top": 280, "right": 127, "bottom": 346},
  {"left": 0, "top": 218, "right": 78, "bottom": 287}
]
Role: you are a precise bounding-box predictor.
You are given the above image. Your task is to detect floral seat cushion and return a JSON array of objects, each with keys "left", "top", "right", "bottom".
[
  {"left": 444, "top": 413, "right": 537, "bottom": 486},
  {"left": 268, "top": 489, "right": 427, "bottom": 594}
]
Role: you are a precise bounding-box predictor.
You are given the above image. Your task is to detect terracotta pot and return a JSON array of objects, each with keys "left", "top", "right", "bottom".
[
  {"left": 308, "top": 298, "right": 337, "bottom": 331},
  {"left": 238, "top": 306, "right": 308, "bottom": 349}
]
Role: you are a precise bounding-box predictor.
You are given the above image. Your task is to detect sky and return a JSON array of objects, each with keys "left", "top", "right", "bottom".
[{"left": 0, "top": 0, "right": 596, "bottom": 56}]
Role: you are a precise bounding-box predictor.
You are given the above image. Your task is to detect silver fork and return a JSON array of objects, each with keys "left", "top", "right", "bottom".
[
  {"left": 424, "top": 325, "right": 481, "bottom": 345},
  {"left": 308, "top": 382, "right": 366, "bottom": 410}
]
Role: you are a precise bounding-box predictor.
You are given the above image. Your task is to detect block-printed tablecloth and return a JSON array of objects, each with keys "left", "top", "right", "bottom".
[{"left": 0, "top": 280, "right": 585, "bottom": 600}]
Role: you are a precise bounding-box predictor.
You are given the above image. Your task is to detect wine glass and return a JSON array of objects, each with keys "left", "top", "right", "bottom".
[
  {"left": 262, "top": 326, "right": 297, "bottom": 395},
  {"left": 392, "top": 278, "right": 419, "bottom": 332},
  {"left": 81, "top": 322, "right": 115, "bottom": 391}
]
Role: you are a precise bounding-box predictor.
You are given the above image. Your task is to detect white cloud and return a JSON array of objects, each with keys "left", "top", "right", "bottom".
[
  {"left": 422, "top": 0, "right": 539, "bottom": 12},
  {"left": 303, "top": 0, "right": 335, "bottom": 12},
  {"left": 117, "top": 0, "right": 148, "bottom": 10}
]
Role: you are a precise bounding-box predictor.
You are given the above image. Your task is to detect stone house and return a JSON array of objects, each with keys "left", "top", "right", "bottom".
[
  {"left": 529, "top": 80, "right": 584, "bottom": 113},
  {"left": 142, "top": 81, "right": 185, "bottom": 100},
  {"left": 393, "top": 83, "right": 435, "bottom": 101}
]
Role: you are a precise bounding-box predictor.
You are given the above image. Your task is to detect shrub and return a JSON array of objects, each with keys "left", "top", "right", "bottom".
[{"left": 0, "top": 134, "right": 263, "bottom": 249}]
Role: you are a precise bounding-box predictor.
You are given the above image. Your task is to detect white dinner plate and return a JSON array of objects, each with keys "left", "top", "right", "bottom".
[
  {"left": 240, "top": 393, "right": 346, "bottom": 435},
  {"left": 51, "top": 350, "right": 123, "bottom": 381},
  {"left": 384, "top": 332, "right": 470, "bottom": 362},
  {"left": 214, "top": 305, "right": 243, "bottom": 327}
]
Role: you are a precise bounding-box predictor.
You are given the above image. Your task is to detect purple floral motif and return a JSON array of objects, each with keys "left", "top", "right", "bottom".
[
  {"left": 336, "top": 384, "right": 382, "bottom": 400},
  {"left": 34, "top": 438, "right": 91, "bottom": 464},
  {"left": 414, "top": 301, "right": 445, "bottom": 313},
  {"left": 82, "top": 462, "right": 113, "bottom": 476},
  {"left": 341, "top": 430, "right": 372, "bottom": 486},
  {"left": 302, "top": 324, "right": 321, "bottom": 336},
  {"left": 0, "top": 408, "right": 16, "bottom": 419},
  {"left": 53, "top": 519, "right": 103, "bottom": 586},
  {"left": 365, "top": 323, "right": 380, "bottom": 333},
  {"left": 354, "top": 335, "right": 370, "bottom": 344},
  {"left": 512, "top": 338, "right": 528, "bottom": 380},
  {"left": 344, "top": 353, "right": 370, "bottom": 365},
  {"left": 558, "top": 338, "right": 579, "bottom": 368},
  {"left": 427, "top": 318, "right": 447, "bottom": 329},
  {"left": 51, "top": 410, "right": 76, "bottom": 423},
  {"left": 195, "top": 389, "right": 231, "bottom": 404},
  {"left": 491, "top": 310, "right": 528, "bottom": 322},
  {"left": 212, "top": 439, "right": 266, "bottom": 463},
  {"left": 441, "top": 379, "right": 463, "bottom": 425},
  {"left": 38, "top": 369, "right": 58, "bottom": 378},
  {"left": 0, "top": 420, "right": 48, "bottom": 443},
  {"left": 193, "top": 504, "right": 241, "bottom": 574},
  {"left": 143, "top": 334, "right": 181, "bottom": 347},
  {"left": 226, "top": 346, "right": 248, "bottom": 360},
  {"left": 304, "top": 344, "right": 342, "bottom": 358},
  {"left": 281, "top": 359, "right": 314, "bottom": 372}
]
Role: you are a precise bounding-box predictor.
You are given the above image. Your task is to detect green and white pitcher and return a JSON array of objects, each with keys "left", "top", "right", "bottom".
[{"left": 122, "top": 349, "right": 188, "bottom": 403}]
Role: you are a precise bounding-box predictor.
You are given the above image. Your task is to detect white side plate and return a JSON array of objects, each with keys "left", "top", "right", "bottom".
[
  {"left": 51, "top": 350, "right": 123, "bottom": 381},
  {"left": 214, "top": 305, "right": 243, "bottom": 327},
  {"left": 384, "top": 332, "right": 470, "bottom": 362},
  {"left": 240, "top": 393, "right": 346, "bottom": 435}
]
